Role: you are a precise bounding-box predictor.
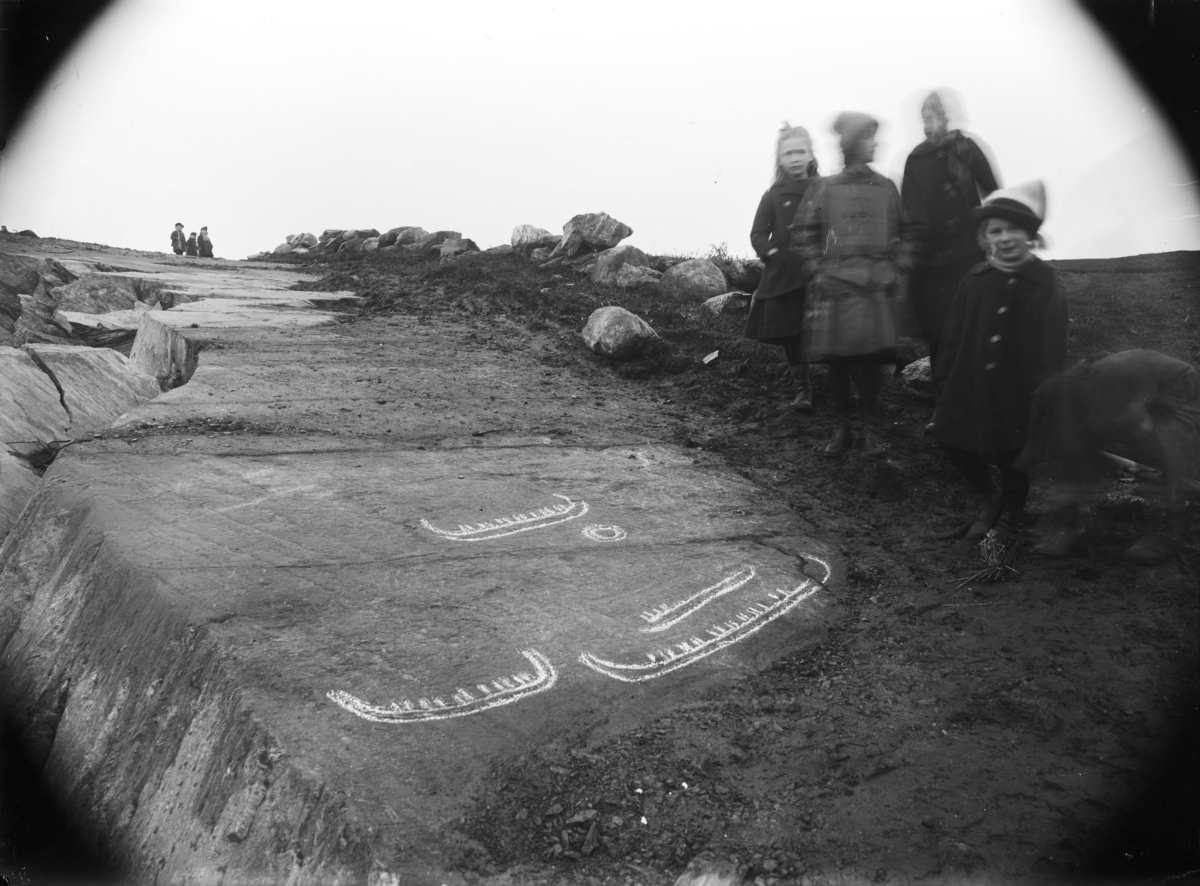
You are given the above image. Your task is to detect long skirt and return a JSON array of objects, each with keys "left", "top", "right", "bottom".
[
  {"left": 909, "top": 254, "right": 981, "bottom": 345},
  {"left": 744, "top": 287, "right": 804, "bottom": 343},
  {"left": 804, "top": 278, "right": 898, "bottom": 362}
]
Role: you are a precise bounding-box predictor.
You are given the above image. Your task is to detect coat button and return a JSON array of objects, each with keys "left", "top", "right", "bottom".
[
  {"left": 985, "top": 362, "right": 997, "bottom": 370},
  {"left": 997, "top": 306, "right": 1008, "bottom": 314},
  {"left": 991, "top": 334, "right": 1001, "bottom": 343},
  {"left": 1008, "top": 278, "right": 1017, "bottom": 285}
]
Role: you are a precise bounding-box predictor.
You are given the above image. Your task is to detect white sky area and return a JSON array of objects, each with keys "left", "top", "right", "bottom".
[{"left": 1, "top": 0, "right": 1198, "bottom": 262}]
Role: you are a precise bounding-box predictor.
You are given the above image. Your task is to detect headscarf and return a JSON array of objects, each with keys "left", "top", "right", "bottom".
[{"left": 922, "top": 90, "right": 974, "bottom": 190}]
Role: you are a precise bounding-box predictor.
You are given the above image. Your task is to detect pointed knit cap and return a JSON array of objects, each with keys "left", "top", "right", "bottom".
[{"left": 975, "top": 180, "right": 1046, "bottom": 234}]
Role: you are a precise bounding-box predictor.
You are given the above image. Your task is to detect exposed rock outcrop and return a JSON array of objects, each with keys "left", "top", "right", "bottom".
[
  {"left": 129, "top": 314, "right": 200, "bottom": 390},
  {"left": 615, "top": 265, "right": 662, "bottom": 289}
]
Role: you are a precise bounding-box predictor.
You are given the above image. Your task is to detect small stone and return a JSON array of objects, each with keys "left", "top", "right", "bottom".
[
  {"left": 901, "top": 356, "right": 932, "bottom": 395},
  {"left": 549, "top": 212, "right": 633, "bottom": 259},
  {"left": 700, "top": 292, "right": 752, "bottom": 316},
  {"left": 615, "top": 264, "right": 662, "bottom": 289},
  {"left": 590, "top": 244, "right": 652, "bottom": 286}
]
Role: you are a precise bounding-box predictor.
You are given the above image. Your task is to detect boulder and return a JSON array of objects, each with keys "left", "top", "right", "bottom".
[
  {"left": 361, "top": 238, "right": 380, "bottom": 253},
  {"left": 320, "top": 229, "right": 344, "bottom": 241},
  {"left": 721, "top": 258, "right": 764, "bottom": 293},
  {"left": 590, "top": 244, "right": 653, "bottom": 286},
  {"left": 511, "top": 225, "right": 559, "bottom": 252},
  {"left": 24, "top": 344, "right": 161, "bottom": 433},
  {"left": 1, "top": 253, "right": 76, "bottom": 344},
  {"left": 378, "top": 226, "right": 428, "bottom": 248},
  {"left": 285, "top": 234, "right": 298, "bottom": 245},
  {"left": 700, "top": 291, "right": 752, "bottom": 316},
  {"left": 13, "top": 289, "right": 72, "bottom": 344},
  {"left": 352, "top": 228, "right": 380, "bottom": 240},
  {"left": 410, "top": 231, "right": 462, "bottom": 253},
  {"left": 129, "top": 314, "right": 200, "bottom": 389},
  {"left": 581, "top": 306, "right": 659, "bottom": 360},
  {"left": 549, "top": 212, "right": 633, "bottom": 259},
  {"left": 485, "top": 244, "right": 514, "bottom": 255},
  {"left": 338, "top": 238, "right": 367, "bottom": 254},
  {"left": 294, "top": 233, "right": 318, "bottom": 248},
  {"left": 529, "top": 246, "right": 554, "bottom": 262},
  {"left": 615, "top": 264, "right": 662, "bottom": 289},
  {"left": 292, "top": 247, "right": 310, "bottom": 255},
  {"left": 657, "top": 258, "right": 727, "bottom": 301},
  {"left": 438, "top": 238, "right": 479, "bottom": 258},
  {"left": 901, "top": 355, "right": 933, "bottom": 395},
  {"left": 272, "top": 242, "right": 294, "bottom": 256}
]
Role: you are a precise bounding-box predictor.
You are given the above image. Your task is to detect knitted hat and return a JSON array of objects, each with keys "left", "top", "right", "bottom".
[
  {"left": 975, "top": 180, "right": 1046, "bottom": 235},
  {"left": 832, "top": 111, "right": 878, "bottom": 152}
]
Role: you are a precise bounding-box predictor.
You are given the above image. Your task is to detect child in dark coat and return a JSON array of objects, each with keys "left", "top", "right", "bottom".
[
  {"left": 901, "top": 90, "right": 999, "bottom": 381},
  {"left": 933, "top": 180, "right": 1068, "bottom": 539},
  {"left": 198, "top": 226, "right": 214, "bottom": 258},
  {"left": 185, "top": 232, "right": 199, "bottom": 257},
  {"left": 745, "top": 124, "right": 820, "bottom": 411},
  {"left": 170, "top": 223, "right": 185, "bottom": 255}
]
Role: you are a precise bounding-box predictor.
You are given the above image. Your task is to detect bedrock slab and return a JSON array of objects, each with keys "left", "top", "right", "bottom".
[{"left": 0, "top": 242, "right": 838, "bottom": 885}]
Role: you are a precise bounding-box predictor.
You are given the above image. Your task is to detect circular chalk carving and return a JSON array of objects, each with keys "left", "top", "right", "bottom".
[{"left": 582, "top": 524, "right": 626, "bottom": 543}]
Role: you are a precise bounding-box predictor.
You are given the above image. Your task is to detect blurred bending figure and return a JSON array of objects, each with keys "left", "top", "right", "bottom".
[
  {"left": 746, "top": 124, "right": 820, "bottom": 413},
  {"left": 1015, "top": 349, "right": 1200, "bottom": 565},
  {"left": 791, "top": 111, "right": 922, "bottom": 457},
  {"left": 902, "top": 90, "right": 999, "bottom": 386}
]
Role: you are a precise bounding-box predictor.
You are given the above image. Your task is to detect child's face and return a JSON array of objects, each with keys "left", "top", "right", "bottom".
[
  {"left": 922, "top": 110, "right": 948, "bottom": 142},
  {"left": 983, "top": 218, "right": 1032, "bottom": 263},
  {"left": 779, "top": 137, "right": 813, "bottom": 179}
]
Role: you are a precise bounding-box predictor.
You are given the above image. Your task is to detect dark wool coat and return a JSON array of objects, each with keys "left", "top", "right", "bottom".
[
  {"left": 185, "top": 235, "right": 199, "bottom": 257},
  {"left": 901, "top": 133, "right": 998, "bottom": 267},
  {"left": 902, "top": 134, "right": 998, "bottom": 344},
  {"left": 171, "top": 229, "right": 185, "bottom": 254},
  {"left": 749, "top": 177, "right": 813, "bottom": 299},
  {"left": 933, "top": 257, "right": 1068, "bottom": 458},
  {"left": 198, "top": 233, "right": 213, "bottom": 258}
]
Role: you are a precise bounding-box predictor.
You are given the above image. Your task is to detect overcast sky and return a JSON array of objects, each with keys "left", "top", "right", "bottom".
[{"left": 1, "top": 0, "right": 1197, "bottom": 262}]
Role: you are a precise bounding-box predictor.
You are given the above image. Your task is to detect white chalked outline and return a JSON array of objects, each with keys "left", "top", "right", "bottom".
[
  {"left": 639, "top": 565, "right": 756, "bottom": 633},
  {"left": 327, "top": 649, "right": 557, "bottom": 723},
  {"left": 582, "top": 524, "right": 627, "bottom": 543},
  {"left": 580, "top": 555, "right": 832, "bottom": 683},
  {"left": 420, "top": 494, "right": 588, "bottom": 541}
]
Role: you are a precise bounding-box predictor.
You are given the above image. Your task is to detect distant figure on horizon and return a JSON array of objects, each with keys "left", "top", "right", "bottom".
[
  {"left": 198, "top": 226, "right": 214, "bottom": 258},
  {"left": 171, "top": 222, "right": 186, "bottom": 255},
  {"left": 185, "top": 232, "right": 199, "bottom": 257},
  {"left": 902, "top": 90, "right": 999, "bottom": 413},
  {"left": 934, "top": 180, "right": 1068, "bottom": 541},
  {"left": 745, "top": 123, "right": 820, "bottom": 413},
  {"left": 791, "top": 111, "right": 922, "bottom": 458}
]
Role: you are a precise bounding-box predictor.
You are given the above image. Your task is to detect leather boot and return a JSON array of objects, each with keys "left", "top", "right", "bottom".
[
  {"left": 858, "top": 415, "right": 888, "bottom": 458},
  {"left": 788, "top": 364, "right": 813, "bottom": 413},
  {"left": 823, "top": 419, "right": 852, "bottom": 458},
  {"left": 964, "top": 500, "right": 1003, "bottom": 541}
]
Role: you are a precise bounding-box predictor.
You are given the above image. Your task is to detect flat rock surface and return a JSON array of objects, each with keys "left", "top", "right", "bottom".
[{"left": 0, "top": 242, "right": 834, "bottom": 880}]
